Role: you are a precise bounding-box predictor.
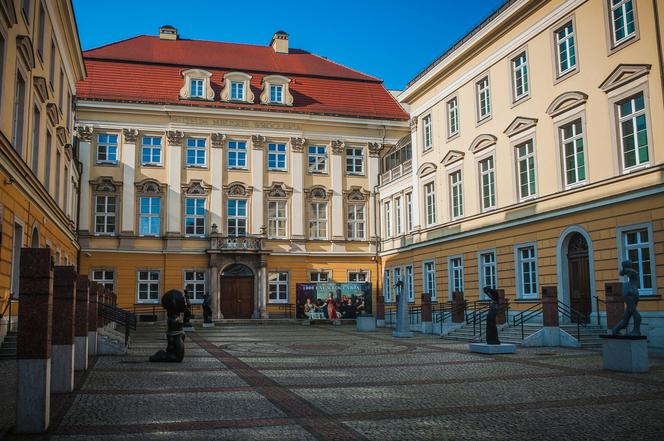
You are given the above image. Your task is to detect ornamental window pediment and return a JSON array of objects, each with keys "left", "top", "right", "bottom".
[
  {"left": 136, "top": 178, "right": 165, "bottom": 194},
  {"left": 599, "top": 64, "right": 651, "bottom": 93},
  {"left": 441, "top": 150, "right": 464, "bottom": 167},
  {"left": 220, "top": 72, "right": 255, "bottom": 103},
  {"left": 224, "top": 181, "right": 252, "bottom": 197},
  {"left": 182, "top": 180, "right": 210, "bottom": 196},
  {"left": 260, "top": 75, "right": 293, "bottom": 106},
  {"left": 417, "top": 162, "right": 437, "bottom": 177},
  {"left": 91, "top": 176, "right": 121, "bottom": 193},
  {"left": 179, "top": 69, "right": 214, "bottom": 100},
  {"left": 305, "top": 186, "right": 332, "bottom": 201},
  {"left": 546, "top": 91, "right": 588, "bottom": 117},
  {"left": 345, "top": 186, "right": 368, "bottom": 202},
  {"left": 504, "top": 116, "right": 538, "bottom": 138},
  {"left": 468, "top": 134, "right": 497, "bottom": 154}
]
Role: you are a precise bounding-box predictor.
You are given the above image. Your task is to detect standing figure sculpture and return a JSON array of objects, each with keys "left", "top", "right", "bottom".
[
  {"left": 611, "top": 260, "right": 642, "bottom": 337},
  {"left": 149, "top": 289, "right": 186, "bottom": 362},
  {"left": 202, "top": 291, "right": 213, "bottom": 324},
  {"left": 483, "top": 287, "right": 501, "bottom": 345}
]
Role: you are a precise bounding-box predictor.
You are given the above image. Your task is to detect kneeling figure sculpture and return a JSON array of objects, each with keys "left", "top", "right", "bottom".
[{"left": 149, "top": 289, "right": 186, "bottom": 362}]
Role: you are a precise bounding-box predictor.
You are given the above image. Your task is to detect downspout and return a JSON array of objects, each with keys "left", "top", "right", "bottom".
[
  {"left": 373, "top": 126, "right": 387, "bottom": 304},
  {"left": 74, "top": 136, "right": 83, "bottom": 274},
  {"left": 654, "top": 0, "right": 664, "bottom": 97}
]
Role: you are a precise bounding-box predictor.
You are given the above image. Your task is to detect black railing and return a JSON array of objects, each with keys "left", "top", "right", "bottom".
[
  {"left": 512, "top": 302, "right": 543, "bottom": 340},
  {"left": 593, "top": 295, "right": 605, "bottom": 327},
  {"left": 97, "top": 301, "right": 137, "bottom": 345},
  {"left": 279, "top": 303, "right": 297, "bottom": 319},
  {"left": 511, "top": 300, "right": 587, "bottom": 341},
  {"left": 0, "top": 297, "right": 18, "bottom": 335},
  {"left": 385, "top": 304, "right": 397, "bottom": 327},
  {"left": 409, "top": 304, "right": 422, "bottom": 326},
  {"left": 434, "top": 301, "right": 466, "bottom": 334},
  {"left": 557, "top": 301, "right": 587, "bottom": 342}
]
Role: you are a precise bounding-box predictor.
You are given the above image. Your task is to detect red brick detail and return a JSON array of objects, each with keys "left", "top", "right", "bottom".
[
  {"left": 53, "top": 266, "right": 77, "bottom": 346},
  {"left": 496, "top": 289, "right": 507, "bottom": 325},
  {"left": 541, "top": 285, "right": 559, "bottom": 327},
  {"left": 421, "top": 293, "right": 432, "bottom": 322},
  {"left": 88, "top": 281, "right": 99, "bottom": 331},
  {"left": 452, "top": 291, "right": 465, "bottom": 323},
  {"left": 17, "top": 248, "right": 53, "bottom": 360},
  {"left": 75, "top": 275, "right": 89, "bottom": 337},
  {"left": 605, "top": 282, "right": 625, "bottom": 329}
]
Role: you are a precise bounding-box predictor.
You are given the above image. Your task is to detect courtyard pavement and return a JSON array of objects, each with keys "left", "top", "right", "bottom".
[{"left": 2, "top": 323, "right": 664, "bottom": 440}]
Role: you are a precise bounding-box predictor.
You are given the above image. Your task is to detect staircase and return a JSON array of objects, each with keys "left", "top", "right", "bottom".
[
  {"left": 0, "top": 331, "right": 17, "bottom": 359},
  {"left": 442, "top": 323, "right": 606, "bottom": 349}
]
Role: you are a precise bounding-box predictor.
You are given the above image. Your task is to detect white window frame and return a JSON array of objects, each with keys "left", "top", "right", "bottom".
[
  {"left": 515, "top": 139, "right": 537, "bottom": 201},
  {"left": 616, "top": 223, "right": 656, "bottom": 296},
  {"left": 348, "top": 270, "right": 369, "bottom": 283},
  {"left": 268, "top": 271, "right": 289, "bottom": 304},
  {"left": 423, "top": 260, "right": 436, "bottom": 301},
  {"left": 309, "top": 202, "right": 328, "bottom": 240},
  {"left": 405, "top": 265, "right": 414, "bottom": 302},
  {"left": 447, "top": 96, "right": 459, "bottom": 138},
  {"left": 184, "top": 197, "right": 206, "bottom": 237},
  {"left": 479, "top": 155, "right": 496, "bottom": 211},
  {"left": 267, "top": 200, "right": 287, "bottom": 239},
  {"left": 515, "top": 242, "right": 538, "bottom": 299},
  {"left": 609, "top": 0, "right": 637, "bottom": 47},
  {"left": 307, "top": 145, "right": 327, "bottom": 174},
  {"left": 422, "top": 114, "right": 433, "bottom": 151},
  {"left": 383, "top": 269, "right": 391, "bottom": 303},
  {"left": 270, "top": 84, "right": 284, "bottom": 103},
  {"left": 405, "top": 192, "right": 414, "bottom": 232},
  {"left": 448, "top": 255, "right": 464, "bottom": 301},
  {"left": 310, "top": 270, "right": 331, "bottom": 283},
  {"left": 91, "top": 269, "right": 115, "bottom": 291},
  {"left": 137, "top": 270, "right": 161, "bottom": 304},
  {"left": 267, "top": 142, "right": 287, "bottom": 171},
  {"left": 227, "top": 198, "right": 247, "bottom": 237},
  {"left": 347, "top": 203, "right": 365, "bottom": 241},
  {"left": 94, "top": 194, "right": 117, "bottom": 236},
  {"left": 190, "top": 78, "right": 204, "bottom": 98},
  {"left": 141, "top": 136, "right": 162, "bottom": 166},
  {"left": 384, "top": 200, "right": 392, "bottom": 238},
  {"left": 617, "top": 93, "right": 649, "bottom": 172},
  {"left": 184, "top": 270, "right": 206, "bottom": 303},
  {"left": 560, "top": 118, "right": 587, "bottom": 188},
  {"left": 227, "top": 140, "right": 248, "bottom": 169},
  {"left": 476, "top": 76, "right": 491, "bottom": 121},
  {"left": 230, "top": 80, "right": 245, "bottom": 101},
  {"left": 96, "top": 134, "right": 119, "bottom": 164},
  {"left": 138, "top": 196, "right": 161, "bottom": 236},
  {"left": 478, "top": 250, "right": 497, "bottom": 300},
  {"left": 345, "top": 147, "right": 365, "bottom": 175},
  {"left": 449, "top": 169, "right": 463, "bottom": 220},
  {"left": 394, "top": 196, "right": 402, "bottom": 236},
  {"left": 554, "top": 20, "right": 577, "bottom": 78},
  {"left": 185, "top": 137, "right": 207, "bottom": 167},
  {"left": 424, "top": 181, "right": 436, "bottom": 227},
  {"left": 511, "top": 50, "right": 529, "bottom": 102}
]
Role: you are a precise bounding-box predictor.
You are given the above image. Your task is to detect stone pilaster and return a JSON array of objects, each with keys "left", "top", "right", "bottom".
[
  {"left": 330, "top": 140, "right": 344, "bottom": 241},
  {"left": 74, "top": 275, "right": 89, "bottom": 371},
  {"left": 52, "top": 265, "right": 76, "bottom": 393},
  {"left": 121, "top": 129, "right": 137, "bottom": 234},
  {"left": 87, "top": 281, "right": 99, "bottom": 356},
  {"left": 290, "top": 141, "right": 305, "bottom": 239},
  {"left": 367, "top": 142, "right": 381, "bottom": 240},
  {"left": 77, "top": 126, "right": 93, "bottom": 233},
  {"left": 210, "top": 133, "right": 225, "bottom": 231},
  {"left": 166, "top": 130, "right": 183, "bottom": 235},
  {"left": 250, "top": 135, "right": 265, "bottom": 235}
]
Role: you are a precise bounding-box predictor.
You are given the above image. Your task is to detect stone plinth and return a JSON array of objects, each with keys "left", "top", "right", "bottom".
[
  {"left": 88, "top": 282, "right": 99, "bottom": 356},
  {"left": 421, "top": 293, "right": 432, "bottom": 333},
  {"left": 452, "top": 291, "right": 465, "bottom": 323},
  {"left": 375, "top": 296, "right": 385, "bottom": 327},
  {"left": 74, "top": 275, "right": 89, "bottom": 371},
  {"left": 604, "top": 283, "right": 625, "bottom": 330},
  {"left": 468, "top": 343, "right": 517, "bottom": 354},
  {"left": 356, "top": 315, "right": 377, "bottom": 332},
  {"left": 601, "top": 335, "right": 649, "bottom": 373},
  {"left": 542, "top": 286, "right": 558, "bottom": 327},
  {"left": 51, "top": 266, "right": 77, "bottom": 393}
]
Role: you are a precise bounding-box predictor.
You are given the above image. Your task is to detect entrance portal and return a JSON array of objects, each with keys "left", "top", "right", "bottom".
[
  {"left": 567, "top": 232, "right": 591, "bottom": 324},
  {"left": 219, "top": 264, "right": 254, "bottom": 319}
]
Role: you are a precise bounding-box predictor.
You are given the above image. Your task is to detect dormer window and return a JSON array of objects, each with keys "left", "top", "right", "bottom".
[
  {"left": 270, "top": 84, "right": 283, "bottom": 103},
  {"left": 260, "top": 75, "right": 293, "bottom": 106},
  {"left": 221, "top": 72, "right": 254, "bottom": 103},
  {"left": 231, "top": 81, "right": 244, "bottom": 100},
  {"left": 180, "top": 69, "right": 214, "bottom": 100}
]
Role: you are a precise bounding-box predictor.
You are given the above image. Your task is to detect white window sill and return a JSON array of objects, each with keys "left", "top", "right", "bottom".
[
  {"left": 141, "top": 163, "right": 163, "bottom": 167},
  {"left": 96, "top": 161, "right": 119, "bottom": 166},
  {"left": 622, "top": 163, "right": 650, "bottom": 174},
  {"left": 268, "top": 300, "right": 289, "bottom": 304}
]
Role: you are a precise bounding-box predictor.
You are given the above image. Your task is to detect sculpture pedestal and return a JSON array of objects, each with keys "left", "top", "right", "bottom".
[
  {"left": 468, "top": 343, "right": 516, "bottom": 354},
  {"left": 356, "top": 315, "right": 376, "bottom": 332},
  {"left": 601, "top": 335, "right": 648, "bottom": 373}
]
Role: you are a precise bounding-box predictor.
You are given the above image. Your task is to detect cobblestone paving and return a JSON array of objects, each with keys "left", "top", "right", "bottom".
[{"left": 1, "top": 323, "right": 663, "bottom": 440}]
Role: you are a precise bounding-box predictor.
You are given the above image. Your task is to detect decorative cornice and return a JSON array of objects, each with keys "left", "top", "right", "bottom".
[
  {"left": 46, "top": 103, "right": 60, "bottom": 126},
  {"left": 0, "top": 0, "right": 18, "bottom": 27},
  {"left": 504, "top": 116, "right": 538, "bottom": 138},
  {"left": 545, "top": 91, "right": 588, "bottom": 118},
  {"left": 76, "top": 125, "right": 94, "bottom": 142},
  {"left": 368, "top": 142, "right": 382, "bottom": 157},
  {"left": 331, "top": 140, "right": 345, "bottom": 155},
  {"left": 33, "top": 76, "right": 49, "bottom": 102},
  {"left": 166, "top": 130, "right": 184, "bottom": 145},
  {"left": 123, "top": 128, "right": 138, "bottom": 143},
  {"left": 599, "top": 64, "right": 651, "bottom": 93},
  {"left": 251, "top": 134, "right": 267, "bottom": 150},
  {"left": 210, "top": 133, "right": 226, "bottom": 148},
  {"left": 16, "top": 35, "right": 35, "bottom": 69},
  {"left": 289, "top": 137, "right": 305, "bottom": 153}
]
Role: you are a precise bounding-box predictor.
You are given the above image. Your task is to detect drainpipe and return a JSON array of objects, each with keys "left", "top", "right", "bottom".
[
  {"left": 654, "top": 0, "right": 664, "bottom": 97},
  {"left": 74, "top": 136, "right": 83, "bottom": 274}
]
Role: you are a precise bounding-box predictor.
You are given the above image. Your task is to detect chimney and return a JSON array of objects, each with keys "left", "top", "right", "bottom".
[
  {"left": 270, "top": 31, "right": 289, "bottom": 54},
  {"left": 159, "top": 25, "right": 178, "bottom": 41}
]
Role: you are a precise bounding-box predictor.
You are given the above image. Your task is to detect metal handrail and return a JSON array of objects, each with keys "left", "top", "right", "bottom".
[
  {"left": 592, "top": 295, "right": 606, "bottom": 327},
  {"left": 434, "top": 301, "right": 466, "bottom": 335},
  {"left": 512, "top": 302, "right": 543, "bottom": 340},
  {"left": 1, "top": 297, "right": 19, "bottom": 335},
  {"left": 97, "top": 301, "right": 137, "bottom": 345},
  {"left": 557, "top": 300, "right": 588, "bottom": 343}
]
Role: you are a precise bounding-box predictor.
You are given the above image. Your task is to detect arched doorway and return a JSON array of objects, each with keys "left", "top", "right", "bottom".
[
  {"left": 566, "top": 232, "right": 591, "bottom": 323},
  {"left": 219, "top": 264, "right": 254, "bottom": 319}
]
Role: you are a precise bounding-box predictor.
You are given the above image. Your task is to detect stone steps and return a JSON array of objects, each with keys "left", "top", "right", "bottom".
[{"left": 0, "top": 331, "right": 17, "bottom": 359}]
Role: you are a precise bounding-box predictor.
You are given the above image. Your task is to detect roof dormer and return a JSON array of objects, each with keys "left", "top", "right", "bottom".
[
  {"left": 260, "top": 75, "right": 293, "bottom": 106},
  {"left": 220, "top": 72, "right": 255, "bottom": 103},
  {"left": 179, "top": 68, "right": 214, "bottom": 100}
]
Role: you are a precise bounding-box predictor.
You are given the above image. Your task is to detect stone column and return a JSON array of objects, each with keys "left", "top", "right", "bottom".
[
  {"left": 452, "top": 291, "right": 465, "bottom": 323},
  {"left": 16, "top": 248, "right": 53, "bottom": 434},
  {"left": 408, "top": 118, "right": 422, "bottom": 231},
  {"left": 51, "top": 266, "right": 77, "bottom": 393},
  {"left": 87, "top": 281, "right": 99, "bottom": 356},
  {"left": 77, "top": 127, "right": 93, "bottom": 233},
  {"left": 166, "top": 130, "right": 183, "bottom": 236},
  {"left": 74, "top": 275, "right": 89, "bottom": 371},
  {"left": 421, "top": 293, "right": 432, "bottom": 333},
  {"left": 496, "top": 289, "right": 507, "bottom": 325},
  {"left": 290, "top": 139, "right": 305, "bottom": 240},
  {"left": 542, "top": 286, "right": 559, "bottom": 327},
  {"left": 257, "top": 261, "right": 268, "bottom": 318},
  {"left": 605, "top": 282, "right": 625, "bottom": 329},
  {"left": 210, "top": 134, "right": 225, "bottom": 231},
  {"left": 251, "top": 135, "right": 266, "bottom": 235},
  {"left": 368, "top": 142, "right": 381, "bottom": 240},
  {"left": 121, "top": 129, "right": 137, "bottom": 234},
  {"left": 330, "top": 140, "right": 344, "bottom": 241}
]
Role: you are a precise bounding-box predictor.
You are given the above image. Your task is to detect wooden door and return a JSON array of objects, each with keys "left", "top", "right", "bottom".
[
  {"left": 567, "top": 233, "right": 590, "bottom": 324},
  {"left": 219, "top": 276, "right": 254, "bottom": 319}
]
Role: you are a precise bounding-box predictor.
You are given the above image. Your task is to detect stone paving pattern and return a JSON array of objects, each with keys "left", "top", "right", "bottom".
[{"left": 1, "top": 323, "right": 663, "bottom": 440}]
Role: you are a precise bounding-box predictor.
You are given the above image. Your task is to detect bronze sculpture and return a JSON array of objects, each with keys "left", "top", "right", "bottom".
[
  {"left": 483, "top": 287, "right": 501, "bottom": 345},
  {"left": 149, "top": 289, "right": 186, "bottom": 362},
  {"left": 611, "top": 260, "right": 642, "bottom": 337},
  {"left": 202, "top": 291, "right": 213, "bottom": 324}
]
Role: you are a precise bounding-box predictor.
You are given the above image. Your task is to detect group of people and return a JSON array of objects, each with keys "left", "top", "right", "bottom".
[{"left": 300, "top": 293, "right": 367, "bottom": 320}]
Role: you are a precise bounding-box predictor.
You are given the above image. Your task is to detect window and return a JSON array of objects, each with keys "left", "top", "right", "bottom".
[
  {"left": 447, "top": 97, "right": 459, "bottom": 137},
  {"left": 10, "top": 222, "right": 23, "bottom": 297},
  {"left": 346, "top": 147, "right": 364, "bottom": 175},
  {"left": 95, "top": 195, "right": 116, "bottom": 235},
  {"left": 58, "top": 69, "right": 64, "bottom": 108},
  {"left": 268, "top": 272, "right": 288, "bottom": 303},
  {"left": 516, "top": 244, "right": 538, "bottom": 299},
  {"left": 66, "top": 92, "right": 71, "bottom": 129},
  {"left": 476, "top": 76, "right": 491, "bottom": 120},
  {"left": 309, "top": 202, "right": 328, "bottom": 239},
  {"left": 424, "top": 182, "right": 436, "bottom": 226},
  {"left": 310, "top": 271, "right": 330, "bottom": 283},
  {"left": 0, "top": 33, "right": 5, "bottom": 102},
  {"left": 270, "top": 84, "right": 283, "bottom": 103},
  {"left": 96, "top": 134, "right": 118, "bottom": 164},
  {"left": 347, "top": 204, "right": 365, "bottom": 240},
  {"left": 405, "top": 192, "right": 413, "bottom": 232},
  {"left": 92, "top": 270, "right": 114, "bottom": 291},
  {"left": 49, "top": 40, "right": 56, "bottom": 88},
  {"left": 349, "top": 271, "right": 368, "bottom": 282},
  {"left": 190, "top": 79, "right": 204, "bottom": 98},
  {"left": 384, "top": 201, "right": 392, "bottom": 237},
  {"left": 383, "top": 269, "right": 391, "bottom": 303},
  {"left": 44, "top": 131, "right": 52, "bottom": 191},
  {"left": 141, "top": 136, "right": 162, "bottom": 165},
  {"left": 560, "top": 119, "right": 586, "bottom": 187},
  {"left": 139, "top": 196, "right": 161, "bottom": 236},
  {"left": 395, "top": 196, "right": 402, "bottom": 236},
  {"left": 618, "top": 93, "right": 649, "bottom": 170},
  {"left": 227, "top": 199, "right": 247, "bottom": 237},
  {"left": 228, "top": 141, "right": 247, "bottom": 169},
  {"left": 449, "top": 170, "right": 463, "bottom": 219},
  {"left": 405, "top": 265, "right": 414, "bottom": 302},
  {"left": 185, "top": 197, "right": 206, "bottom": 237},
  {"left": 230, "top": 81, "right": 245, "bottom": 100},
  {"left": 37, "top": 3, "right": 45, "bottom": 58},
  {"left": 184, "top": 271, "right": 206, "bottom": 302},
  {"left": 186, "top": 138, "right": 206, "bottom": 167},
  {"left": 610, "top": 0, "right": 636, "bottom": 45},
  {"left": 12, "top": 70, "right": 27, "bottom": 154},
  {"left": 511, "top": 51, "right": 529, "bottom": 101},
  {"left": 479, "top": 251, "right": 497, "bottom": 298},
  {"left": 423, "top": 260, "right": 436, "bottom": 301},
  {"left": 620, "top": 228, "right": 654, "bottom": 294},
  {"left": 555, "top": 21, "right": 577, "bottom": 76},
  {"left": 268, "top": 143, "right": 287, "bottom": 170},
  {"left": 137, "top": 270, "right": 160, "bottom": 303},
  {"left": 268, "top": 200, "right": 287, "bottom": 238},
  {"left": 423, "top": 114, "right": 433, "bottom": 150},
  {"left": 516, "top": 140, "right": 537, "bottom": 200},
  {"left": 479, "top": 156, "right": 496, "bottom": 210},
  {"left": 308, "top": 145, "right": 327, "bottom": 173},
  {"left": 63, "top": 165, "right": 69, "bottom": 214},
  {"left": 449, "top": 257, "right": 464, "bottom": 297},
  {"left": 31, "top": 104, "right": 40, "bottom": 175},
  {"left": 55, "top": 150, "right": 61, "bottom": 205},
  {"left": 21, "top": 0, "right": 30, "bottom": 22}
]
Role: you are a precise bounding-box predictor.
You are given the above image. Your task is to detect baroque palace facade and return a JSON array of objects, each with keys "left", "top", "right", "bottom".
[
  {"left": 74, "top": 27, "right": 408, "bottom": 318},
  {"left": 379, "top": 0, "right": 664, "bottom": 347},
  {"left": 0, "top": 0, "right": 85, "bottom": 305}
]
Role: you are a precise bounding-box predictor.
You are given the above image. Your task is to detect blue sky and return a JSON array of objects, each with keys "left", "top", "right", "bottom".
[{"left": 73, "top": 0, "right": 505, "bottom": 90}]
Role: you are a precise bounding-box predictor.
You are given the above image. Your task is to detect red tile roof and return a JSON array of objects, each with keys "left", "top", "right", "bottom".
[{"left": 77, "top": 36, "right": 408, "bottom": 121}]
